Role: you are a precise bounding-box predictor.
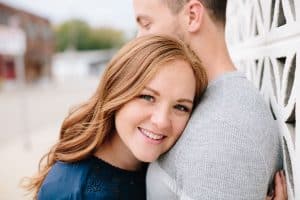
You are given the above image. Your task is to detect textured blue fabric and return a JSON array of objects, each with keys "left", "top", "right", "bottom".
[{"left": 38, "top": 156, "right": 146, "bottom": 200}]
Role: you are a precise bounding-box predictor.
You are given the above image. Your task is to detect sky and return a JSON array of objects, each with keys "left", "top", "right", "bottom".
[{"left": 0, "top": 0, "right": 137, "bottom": 35}]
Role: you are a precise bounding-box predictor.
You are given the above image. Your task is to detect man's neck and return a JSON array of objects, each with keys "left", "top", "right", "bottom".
[{"left": 191, "top": 29, "right": 236, "bottom": 82}]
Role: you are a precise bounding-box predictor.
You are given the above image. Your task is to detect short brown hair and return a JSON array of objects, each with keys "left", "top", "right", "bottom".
[{"left": 163, "top": 0, "right": 227, "bottom": 25}]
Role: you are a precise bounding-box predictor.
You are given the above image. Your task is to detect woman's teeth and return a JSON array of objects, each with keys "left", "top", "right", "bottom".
[{"left": 140, "top": 128, "right": 164, "bottom": 140}]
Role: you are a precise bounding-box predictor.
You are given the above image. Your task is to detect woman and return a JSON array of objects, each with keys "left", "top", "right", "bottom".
[{"left": 25, "top": 35, "right": 208, "bottom": 199}]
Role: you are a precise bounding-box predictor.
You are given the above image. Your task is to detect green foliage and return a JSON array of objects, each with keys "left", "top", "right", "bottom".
[{"left": 54, "top": 19, "right": 125, "bottom": 52}]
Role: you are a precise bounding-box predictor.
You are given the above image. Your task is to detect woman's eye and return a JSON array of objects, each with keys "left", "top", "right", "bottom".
[
  {"left": 139, "top": 94, "right": 154, "bottom": 102},
  {"left": 174, "top": 104, "right": 190, "bottom": 113}
]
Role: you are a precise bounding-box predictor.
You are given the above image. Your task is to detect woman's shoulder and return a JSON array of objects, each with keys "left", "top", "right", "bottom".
[
  {"left": 37, "top": 158, "right": 93, "bottom": 199},
  {"left": 37, "top": 157, "right": 147, "bottom": 199}
]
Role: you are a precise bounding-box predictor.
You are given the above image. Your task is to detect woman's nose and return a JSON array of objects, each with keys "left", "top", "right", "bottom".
[{"left": 150, "top": 107, "right": 171, "bottom": 130}]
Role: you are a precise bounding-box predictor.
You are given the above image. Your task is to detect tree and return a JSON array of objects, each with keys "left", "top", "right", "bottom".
[{"left": 54, "top": 19, "right": 125, "bottom": 52}]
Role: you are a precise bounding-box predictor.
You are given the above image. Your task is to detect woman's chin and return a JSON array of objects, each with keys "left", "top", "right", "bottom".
[{"left": 134, "top": 153, "right": 159, "bottom": 163}]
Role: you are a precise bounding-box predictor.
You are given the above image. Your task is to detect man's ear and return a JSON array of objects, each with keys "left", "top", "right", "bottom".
[{"left": 186, "top": 0, "right": 204, "bottom": 32}]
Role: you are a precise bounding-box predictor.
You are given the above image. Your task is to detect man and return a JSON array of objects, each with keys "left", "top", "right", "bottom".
[{"left": 133, "top": 0, "right": 283, "bottom": 199}]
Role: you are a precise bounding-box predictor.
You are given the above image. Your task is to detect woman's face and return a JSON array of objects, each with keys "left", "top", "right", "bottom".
[{"left": 114, "top": 59, "right": 196, "bottom": 162}]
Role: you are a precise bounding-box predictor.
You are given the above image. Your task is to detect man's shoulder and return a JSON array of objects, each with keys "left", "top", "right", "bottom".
[
  {"left": 205, "top": 72, "right": 265, "bottom": 106},
  {"left": 194, "top": 73, "right": 274, "bottom": 129}
]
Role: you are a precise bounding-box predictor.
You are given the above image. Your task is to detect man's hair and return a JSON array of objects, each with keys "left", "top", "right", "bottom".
[{"left": 163, "top": 0, "right": 227, "bottom": 25}]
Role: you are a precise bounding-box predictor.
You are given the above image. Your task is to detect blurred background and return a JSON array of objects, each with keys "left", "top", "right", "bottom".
[
  {"left": 0, "top": 0, "right": 136, "bottom": 199},
  {"left": 0, "top": 0, "right": 299, "bottom": 199}
]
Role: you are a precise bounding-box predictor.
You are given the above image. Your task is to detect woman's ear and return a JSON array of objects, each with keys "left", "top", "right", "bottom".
[{"left": 186, "top": 0, "right": 204, "bottom": 32}]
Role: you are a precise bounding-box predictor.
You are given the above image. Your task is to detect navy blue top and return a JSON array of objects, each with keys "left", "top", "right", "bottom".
[{"left": 38, "top": 156, "right": 146, "bottom": 200}]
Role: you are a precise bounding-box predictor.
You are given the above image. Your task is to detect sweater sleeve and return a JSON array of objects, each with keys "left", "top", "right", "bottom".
[{"left": 176, "top": 121, "right": 271, "bottom": 200}]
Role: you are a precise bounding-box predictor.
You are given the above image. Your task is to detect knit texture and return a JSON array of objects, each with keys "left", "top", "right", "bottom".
[{"left": 146, "top": 71, "right": 283, "bottom": 200}]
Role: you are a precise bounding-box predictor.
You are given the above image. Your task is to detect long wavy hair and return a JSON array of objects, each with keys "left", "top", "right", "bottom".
[{"left": 24, "top": 35, "right": 207, "bottom": 199}]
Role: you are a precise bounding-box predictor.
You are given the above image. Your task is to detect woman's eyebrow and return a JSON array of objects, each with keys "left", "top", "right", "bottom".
[
  {"left": 144, "top": 87, "right": 193, "bottom": 104},
  {"left": 177, "top": 99, "right": 193, "bottom": 104},
  {"left": 144, "top": 87, "right": 160, "bottom": 96}
]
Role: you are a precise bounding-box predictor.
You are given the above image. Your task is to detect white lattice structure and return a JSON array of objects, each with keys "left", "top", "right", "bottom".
[{"left": 226, "top": 0, "right": 299, "bottom": 199}]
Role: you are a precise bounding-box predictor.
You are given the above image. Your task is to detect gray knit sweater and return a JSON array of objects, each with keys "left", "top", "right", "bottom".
[{"left": 146, "top": 71, "right": 283, "bottom": 200}]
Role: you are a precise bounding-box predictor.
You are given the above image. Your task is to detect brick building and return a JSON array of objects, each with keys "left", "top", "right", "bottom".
[{"left": 0, "top": 2, "right": 54, "bottom": 84}]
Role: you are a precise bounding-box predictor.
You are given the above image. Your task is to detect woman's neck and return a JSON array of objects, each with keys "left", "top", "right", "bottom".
[{"left": 94, "top": 133, "right": 142, "bottom": 171}]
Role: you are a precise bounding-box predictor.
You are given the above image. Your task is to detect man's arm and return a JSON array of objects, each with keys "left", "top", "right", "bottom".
[{"left": 176, "top": 122, "right": 275, "bottom": 200}]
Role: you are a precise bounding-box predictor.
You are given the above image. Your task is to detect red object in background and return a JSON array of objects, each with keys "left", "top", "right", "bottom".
[
  {"left": 5, "top": 59, "right": 16, "bottom": 80},
  {"left": 0, "top": 55, "right": 3, "bottom": 79},
  {"left": 0, "top": 55, "right": 16, "bottom": 80}
]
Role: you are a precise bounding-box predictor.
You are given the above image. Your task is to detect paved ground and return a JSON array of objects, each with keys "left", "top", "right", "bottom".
[{"left": 0, "top": 77, "right": 98, "bottom": 200}]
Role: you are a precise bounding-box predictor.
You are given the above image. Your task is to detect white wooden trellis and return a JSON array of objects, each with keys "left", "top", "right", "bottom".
[{"left": 226, "top": 0, "right": 299, "bottom": 199}]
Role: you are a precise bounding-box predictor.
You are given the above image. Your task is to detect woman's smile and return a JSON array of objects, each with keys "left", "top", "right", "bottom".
[{"left": 138, "top": 127, "right": 166, "bottom": 143}]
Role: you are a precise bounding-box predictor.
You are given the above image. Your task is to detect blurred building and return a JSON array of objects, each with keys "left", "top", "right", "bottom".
[
  {"left": 53, "top": 49, "right": 115, "bottom": 81},
  {"left": 0, "top": 2, "right": 54, "bottom": 86}
]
